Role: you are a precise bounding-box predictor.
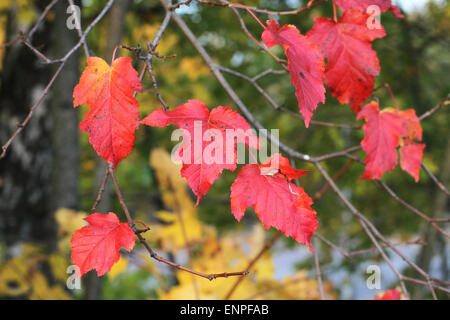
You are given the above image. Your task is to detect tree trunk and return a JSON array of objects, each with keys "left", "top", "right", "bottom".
[
  {"left": 412, "top": 138, "right": 450, "bottom": 299},
  {"left": 0, "top": 1, "right": 54, "bottom": 247},
  {"left": 50, "top": 0, "right": 81, "bottom": 213}
]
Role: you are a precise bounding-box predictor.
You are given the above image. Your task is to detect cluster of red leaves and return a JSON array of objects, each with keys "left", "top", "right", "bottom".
[
  {"left": 259, "top": 0, "right": 404, "bottom": 125},
  {"left": 70, "top": 0, "right": 425, "bottom": 278},
  {"left": 142, "top": 101, "right": 318, "bottom": 251},
  {"left": 259, "top": 1, "right": 423, "bottom": 180},
  {"left": 141, "top": 99, "right": 259, "bottom": 204},
  {"left": 357, "top": 101, "right": 425, "bottom": 181}
]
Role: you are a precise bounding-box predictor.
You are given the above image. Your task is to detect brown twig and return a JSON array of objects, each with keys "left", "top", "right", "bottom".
[
  {"left": 313, "top": 238, "right": 325, "bottom": 300},
  {"left": 224, "top": 231, "right": 282, "bottom": 300},
  {"left": 91, "top": 167, "right": 109, "bottom": 211},
  {"left": 419, "top": 94, "right": 449, "bottom": 121},
  {"left": 421, "top": 162, "right": 450, "bottom": 197}
]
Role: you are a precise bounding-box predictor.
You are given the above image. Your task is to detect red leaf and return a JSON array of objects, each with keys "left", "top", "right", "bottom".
[
  {"left": 400, "top": 142, "right": 425, "bottom": 182},
  {"left": 357, "top": 101, "right": 425, "bottom": 181},
  {"left": 374, "top": 289, "right": 401, "bottom": 300},
  {"left": 389, "top": 5, "right": 404, "bottom": 19},
  {"left": 335, "top": 0, "right": 392, "bottom": 12},
  {"left": 307, "top": 11, "right": 385, "bottom": 113},
  {"left": 141, "top": 100, "right": 258, "bottom": 204},
  {"left": 262, "top": 20, "right": 325, "bottom": 127},
  {"left": 397, "top": 109, "right": 425, "bottom": 181},
  {"left": 230, "top": 158, "right": 318, "bottom": 251},
  {"left": 73, "top": 57, "right": 143, "bottom": 168},
  {"left": 357, "top": 102, "right": 406, "bottom": 179},
  {"left": 71, "top": 212, "right": 135, "bottom": 277},
  {"left": 260, "top": 153, "right": 309, "bottom": 180}
]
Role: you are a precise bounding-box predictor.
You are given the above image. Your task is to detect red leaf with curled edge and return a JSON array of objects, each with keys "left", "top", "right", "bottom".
[
  {"left": 230, "top": 154, "right": 318, "bottom": 251},
  {"left": 307, "top": 11, "right": 386, "bottom": 113},
  {"left": 260, "top": 153, "right": 309, "bottom": 180},
  {"left": 141, "top": 100, "right": 259, "bottom": 204},
  {"left": 70, "top": 212, "right": 135, "bottom": 277},
  {"left": 357, "top": 102, "right": 425, "bottom": 181},
  {"left": 73, "top": 57, "right": 142, "bottom": 168},
  {"left": 374, "top": 289, "right": 401, "bottom": 300},
  {"left": 262, "top": 19, "right": 325, "bottom": 127}
]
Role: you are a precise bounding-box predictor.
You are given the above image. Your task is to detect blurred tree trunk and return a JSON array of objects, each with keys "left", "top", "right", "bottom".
[
  {"left": 399, "top": 18, "right": 425, "bottom": 110},
  {"left": 84, "top": 0, "right": 130, "bottom": 300},
  {"left": 0, "top": 1, "right": 54, "bottom": 247},
  {"left": 412, "top": 138, "right": 450, "bottom": 299},
  {"left": 50, "top": 0, "right": 80, "bottom": 213}
]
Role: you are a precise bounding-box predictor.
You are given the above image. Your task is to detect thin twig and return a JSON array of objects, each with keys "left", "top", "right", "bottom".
[
  {"left": 224, "top": 231, "right": 282, "bottom": 300},
  {"left": 421, "top": 162, "right": 450, "bottom": 197},
  {"left": 419, "top": 94, "right": 449, "bottom": 120},
  {"left": 91, "top": 167, "right": 109, "bottom": 211},
  {"left": 313, "top": 238, "right": 325, "bottom": 300}
]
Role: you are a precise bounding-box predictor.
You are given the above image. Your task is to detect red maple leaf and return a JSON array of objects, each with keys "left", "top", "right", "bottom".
[
  {"left": 307, "top": 11, "right": 385, "bottom": 113},
  {"left": 397, "top": 109, "right": 425, "bottom": 182},
  {"left": 389, "top": 5, "right": 404, "bottom": 19},
  {"left": 335, "top": 0, "right": 392, "bottom": 12},
  {"left": 141, "top": 100, "right": 258, "bottom": 204},
  {"left": 71, "top": 212, "right": 136, "bottom": 277},
  {"left": 357, "top": 101, "right": 425, "bottom": 181},
  {"left": 262, "top": 20, "right": 325, "bottom": 127},
  {"left": 260, "top": 153, "right": 309, "bottom": 180},
  {"left": 73, "top": 57, "right": 143, "bottom": 168},
  {"left": 230, "top": 154, "right": 318, "bottom": 250},
  {"left": 374, "top": 289, "right": 401, "bottom": 300},
  {"left": 335, "top": 0, "right": 403, "bottom": 19}
]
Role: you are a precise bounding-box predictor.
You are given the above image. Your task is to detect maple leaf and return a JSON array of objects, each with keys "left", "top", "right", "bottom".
[
  {"left": 230, "top": 154, "right": 318, "bottom": 251},
  {"left": 262, "top": 20, "right": 325, "bottom": 127},
  {"left": 374, "top": 289, "right": 401, "bottom": 300},
  {"left": 335, "top": 0, "right": 404, "bottom": 19},
  {"left": 73, "top": 57, "right": 143, "bottom": 168},
  {"left": 389, "top": 5, "right": 404, "bottom": 19},
  {"left": 71, "top": 212, "right": 135, "bottom": 277},
  {"left": 357, "top": 101, "right": 425, "bottom": 181},
  {"left": 260, "top": 153, "right": 309, "bottom": 180},
  {"left": 397, "top": 109, "right": 425, "bottom": 181},
  {"left": 307, "top": 11, "right": 386, "bottom": 113},
  {"left": 334, "top": 0, "right": 392, "bottom": 12},
  {"left": 141, "top": 100, "right": 258, "bottom": 204}
]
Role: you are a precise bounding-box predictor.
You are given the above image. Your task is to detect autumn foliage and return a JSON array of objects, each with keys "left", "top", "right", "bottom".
[{"left": 67, "top": 0, "right": 430, "bottom": 292}]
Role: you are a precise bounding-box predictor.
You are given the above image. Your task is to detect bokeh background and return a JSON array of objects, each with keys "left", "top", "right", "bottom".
[{"left": 0, "top": 0, "right": 449, "bottom": 299}]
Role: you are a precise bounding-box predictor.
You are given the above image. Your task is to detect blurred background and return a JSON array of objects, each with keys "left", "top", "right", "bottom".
[{"left": 0, "top": 0, "right": 448, "bottom": 299}]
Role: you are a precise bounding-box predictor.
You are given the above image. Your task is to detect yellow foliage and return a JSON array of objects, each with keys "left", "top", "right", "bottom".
[
  {"left": 54, "top": 208, "right": 86, "bottom": 251},
  {"left": 0, "top": 244, "right": 72, "bottom": 299},
  {"left": 149, "top": 149, "right": 213, "bottom": 251},
  {"left": 132, "top": 23, "right": 178, "bottom": 56},
  {"left": 180, "top": 57, "right": 209, "bottom": 81},
  {"left": 30, "top": 273, "right": 71, "bottom": 300},
  {"left": 109, "top": 256, "right": 129, "bottom": 279},
  {"left": 156, "top": 224, "right": 334, "bottom": 300},
  {"left": 148, "top": 148, "right": 334, "bottom": 300}
]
